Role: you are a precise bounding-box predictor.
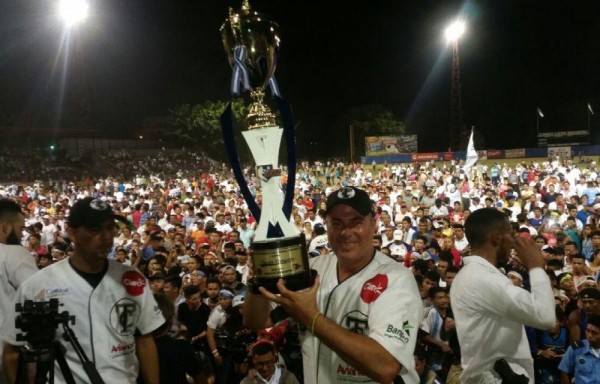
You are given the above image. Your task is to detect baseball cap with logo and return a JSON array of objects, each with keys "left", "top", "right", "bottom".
[
  {"left": 325, "top": 187, "right": 373, "bottom": 216},
  {"left": 68, "top": 197, "right": 128, "bottom": 228},
  {"left": 393, "top": 230, "right": 403, "bottom": 241},
  {"left": 232, "top": 295, "right": 245, "bottom": 308},
  {"left": 579, "top": 287, "right": 600, "bottom": 300}
]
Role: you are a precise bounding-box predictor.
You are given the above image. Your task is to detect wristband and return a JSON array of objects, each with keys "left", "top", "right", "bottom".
[
  {"left": 212, "top": 349, "right": 219, "bottom": 356},
  {"left": 311, "top": 312, "right": 322, "bottom": 334}
]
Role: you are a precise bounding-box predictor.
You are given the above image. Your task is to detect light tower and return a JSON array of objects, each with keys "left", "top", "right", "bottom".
[{"left": 445, "top": 20, "right": 465, "bottom": 151}]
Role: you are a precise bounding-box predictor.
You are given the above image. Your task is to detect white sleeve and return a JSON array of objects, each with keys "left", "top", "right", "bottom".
[
  {"left": 471, "top": 268, "right": 555, "bottom": 330},
  {"left": 504, "top": 268, "right": 556, "bottom": 329},
  {"left": 368, "top": 269, "right": 423, "bottom": 374},
  {"left": 6, "top": 247, "right": 38, "bottom": 289},
  {"left": 1, "top": 284, "right": 28, "bottom": 347}
]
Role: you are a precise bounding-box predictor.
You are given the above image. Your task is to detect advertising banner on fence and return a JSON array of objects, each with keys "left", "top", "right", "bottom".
[
  {"left": 505, "top": 148, "right": 526, "bottom": 158},
  {"left": 365, "top": 135, "right": 418, "bottom": 156},
  {"left": 411, "top": 152, "right": 439, "bottom": 161},
  {"left": 548, "top": 146, "right": 571, "bottom": 159},
  {"left": 487, "top": 150, "right": 503, "bottom": 159}
]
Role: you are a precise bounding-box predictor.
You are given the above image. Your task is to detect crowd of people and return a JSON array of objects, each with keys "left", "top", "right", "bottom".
[{"left": 1, "top": 152, "right": 600, "bottom": 384}]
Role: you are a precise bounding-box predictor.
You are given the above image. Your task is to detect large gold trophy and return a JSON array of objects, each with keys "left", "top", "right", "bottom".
[{"left": 220, "top": 0, "right": 314, "bottom": 293}]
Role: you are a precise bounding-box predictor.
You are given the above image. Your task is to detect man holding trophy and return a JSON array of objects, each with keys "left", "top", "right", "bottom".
[{"left": 220, "top": 2, "right": 422, "bottom": 383}]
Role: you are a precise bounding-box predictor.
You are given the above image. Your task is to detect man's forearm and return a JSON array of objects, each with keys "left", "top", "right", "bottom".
[
  {"left": 313, "top": 314, "right": 401, "bottom": 383},
  {"left": 3, "top": 344, "right": 21, "bottom": 384},
  {"left": 135, "top": 334, "right": 159, "bottom": 384}
]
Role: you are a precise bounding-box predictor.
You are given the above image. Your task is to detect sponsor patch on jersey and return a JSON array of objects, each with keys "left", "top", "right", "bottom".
[
  {"left": 110, "top": 341, "right": 135, "bottom": 358},
  {"left": 337, "top": 363, "right": 367, "bottom": 380},
  {"left": 122, "top": 270, "right": 146, "bottom": 296},
  {"left": 360, "top": 274, "right": 388, "bottom": 304},
  {"left": 109, "top": 298, "right": 141, "bottom": 336},
  {"left": 384, "top": 321, "right": 413, "bottom": 344},
  {"left": 35, "top": 287, "right": 70, "bottom": 300}
]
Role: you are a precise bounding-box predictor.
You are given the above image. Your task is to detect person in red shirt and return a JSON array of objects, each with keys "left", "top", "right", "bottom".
[
  {"left": 131, "top": 204, "right": 143, "bottom": 229},
  {"left": 441, "top": 235, "right": 461, "bottom": 268}
]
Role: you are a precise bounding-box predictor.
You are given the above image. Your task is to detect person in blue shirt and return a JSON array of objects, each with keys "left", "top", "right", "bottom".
[{"left": 558, "top": 315, "right": 600, "bottom": 384}]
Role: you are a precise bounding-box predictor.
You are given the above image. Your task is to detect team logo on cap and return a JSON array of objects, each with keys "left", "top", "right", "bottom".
[
  {"left": 337, "top": 187, "right": 356, "bottom": 199},
  {"left": 90, "top": 199, "right": 108, "bottom": 211},
  {"left": 361, "top": 274, "right": 388, "bottom": 304}
]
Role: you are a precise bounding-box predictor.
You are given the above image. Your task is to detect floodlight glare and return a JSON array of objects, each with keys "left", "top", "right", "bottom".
[
  {"left": 445, "top": 21, "right": 465, "bottom": 43},
  {"left": 59, "top": 0, "right": 89, "bottom": 27}
]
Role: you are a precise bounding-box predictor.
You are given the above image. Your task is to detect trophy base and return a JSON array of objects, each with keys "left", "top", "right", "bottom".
[{"left": 250, "top": 235, "right": 315, "bottom": 294}]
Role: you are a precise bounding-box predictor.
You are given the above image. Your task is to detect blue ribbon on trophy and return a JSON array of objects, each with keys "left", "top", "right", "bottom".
[{"left": 219, "top": 0, "right": 314, "bottom": 294}]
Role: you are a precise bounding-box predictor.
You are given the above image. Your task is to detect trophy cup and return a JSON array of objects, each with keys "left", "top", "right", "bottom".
[{"left": 220, "top": 0, "right": 314, "bottom": 293}]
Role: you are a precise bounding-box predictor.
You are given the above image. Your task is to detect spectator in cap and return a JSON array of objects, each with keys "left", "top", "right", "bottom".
[
  {"left": 244, "top": 186, "right": 423, "bottom": 383},
  {"left": 148, "top": 272, "right": 166, "bottom": 293},
  {"left": 558, "top": 315, "right": 600, "bottom": 384},
  {"left": 206, "top": 288, "right": 237, "bottom": 383},
  {"left": 2, "top": 197, "right": 165, "bottom": 384},
  {"left": 567, "top": 288, "right": 600, "bottom": 344}
]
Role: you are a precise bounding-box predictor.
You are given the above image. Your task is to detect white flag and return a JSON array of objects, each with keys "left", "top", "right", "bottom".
[
  {"left": 537, "top": 107, "right": 544, "bottom": 118},
  {"left": 463, "top": 129, "right": 478, "bottom": 176},
  {"left": 588, "top": 102, "right": 594, "bottom": 115}
]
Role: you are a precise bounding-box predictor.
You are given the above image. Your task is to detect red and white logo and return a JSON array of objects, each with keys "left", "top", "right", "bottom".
[
  {"left": 360, "top": 274, "right": 388, "bottom": 304},
  {"left": 122, "top": 271, "right": 146, "bottom": 296}
]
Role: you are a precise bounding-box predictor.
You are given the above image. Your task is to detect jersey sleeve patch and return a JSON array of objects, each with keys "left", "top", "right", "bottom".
[
  {"left": 122, "top": 270, "right": 146, "bottom": 296},
  {"left": 360, "top": 273, "right": 388, "bottom": 304}
]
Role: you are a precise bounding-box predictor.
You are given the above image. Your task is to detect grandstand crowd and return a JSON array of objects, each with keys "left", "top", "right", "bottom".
[{"left": 1, "top": 148, "right": 600, "bottom": 384}]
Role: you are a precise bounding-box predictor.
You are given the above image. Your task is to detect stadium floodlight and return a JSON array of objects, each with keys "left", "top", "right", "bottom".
[
  {"left": 58, "top": 0, "right": 89, "bottom": 27},
  {"left": 445, "top": 21, "right": 465, "bottom": 43}
]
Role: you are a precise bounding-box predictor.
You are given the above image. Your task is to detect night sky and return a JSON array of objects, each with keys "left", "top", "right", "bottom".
[{"left": 1, "top": 0, "right": 599, "bottom": 157}]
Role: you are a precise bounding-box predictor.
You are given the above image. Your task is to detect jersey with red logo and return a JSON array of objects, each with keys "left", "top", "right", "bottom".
[
  {"left": 1, "top": 259, "right": 164, "bottom": 383},
  {"left": 301, "top": 251, "right": 422, "bottom": 384}
]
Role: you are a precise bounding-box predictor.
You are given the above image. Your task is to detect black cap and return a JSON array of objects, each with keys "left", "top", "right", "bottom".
[
  {"left": 579, "top": 288, "right": 600, "bottom": 301},
  {"left": 148, "top": 272, "right": 166, "bottom": 281},
  {"left": 68, "top": 197, "right": 128, "bottom": 229},
  {"left": 325, "top": 187, "right": 373, "bottom": 216}
]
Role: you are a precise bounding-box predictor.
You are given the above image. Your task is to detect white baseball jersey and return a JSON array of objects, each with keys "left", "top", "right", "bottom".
[
  {"left": 0, "top": 244, "right": 39, "bottom": 368},
  {"left": 1, "top": 259, "right": 165, "bottom": 384},
  {"left": 301, "top": 251, "right": 423, "bottom": 384}
]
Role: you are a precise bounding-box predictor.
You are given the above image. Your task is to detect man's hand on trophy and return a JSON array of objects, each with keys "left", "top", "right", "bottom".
[{"left": 258, "top": 275, "right": 320, "bottom": 329}]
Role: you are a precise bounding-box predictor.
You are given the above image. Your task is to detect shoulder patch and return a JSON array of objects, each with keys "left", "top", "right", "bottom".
[
  {"left": 122, "top": 270, "right": 146, "bottom": 296},
  {"left": 361, "top": 274, "right": 389, "bottom": 304}
]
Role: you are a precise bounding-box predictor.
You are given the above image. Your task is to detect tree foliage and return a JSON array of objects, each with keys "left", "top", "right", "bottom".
[
  {"left": 341, "top": 104, "right": 406, "bottom": 136},
  {"left": 167, "top": 99, "right": 247, "bottom": 158}
]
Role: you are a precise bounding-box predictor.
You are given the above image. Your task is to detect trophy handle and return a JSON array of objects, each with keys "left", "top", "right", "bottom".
[
  {"left": 275, "top": 95, "right": 296, "bottom": 220},
  {"left": 220, "top": 102, "right": 262, "bottom": 221}
]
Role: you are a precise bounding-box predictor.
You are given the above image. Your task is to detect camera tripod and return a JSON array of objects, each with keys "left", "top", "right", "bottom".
[{"left": 14, "top": 299, "right": 104, "bottom": 384}]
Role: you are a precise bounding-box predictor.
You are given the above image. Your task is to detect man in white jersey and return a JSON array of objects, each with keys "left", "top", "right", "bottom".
[
  {"left": 0, "top": 199, "right": 39, "bottom": 384},
  {"left": 2, "top": 197, "right": 164, "bottom": 384},
  {"left": 244, "top": 186, "right": 422, "bottom": 383}
]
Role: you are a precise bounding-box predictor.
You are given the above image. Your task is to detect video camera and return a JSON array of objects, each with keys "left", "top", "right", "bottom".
[{"left": 15, "top": 299, "right": 74, "bottom": 349}]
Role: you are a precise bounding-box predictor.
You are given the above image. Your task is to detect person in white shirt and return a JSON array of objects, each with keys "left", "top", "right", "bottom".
[
  {"left": 0, "top": 199, "right": 39, "bottom": 381},
  {"left": 243, "top": 186, "right": 422, "bottom": 383},
  {"left": 450, "top": 208, "right": 555, "bottom": 384}
]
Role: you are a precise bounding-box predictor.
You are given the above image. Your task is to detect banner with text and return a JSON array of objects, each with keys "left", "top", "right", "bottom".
[
  {"left": 365, "top": 135, "right": 418, "bottom": 156},
  {"left": 411, "top": 152, "right": 440, "bottom": 161},
  {"left": 505, "top": 148, "right": 526, "bottom": 158}
]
